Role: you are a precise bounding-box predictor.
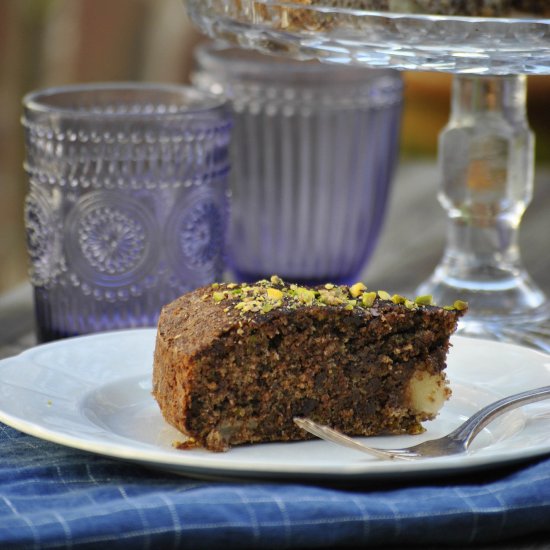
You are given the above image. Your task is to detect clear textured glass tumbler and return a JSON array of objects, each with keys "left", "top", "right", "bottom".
[
  {"left": 22, "top": 83, "right": 231, "bottom": 341},
  {"left": 193, "top": 43, "right": 403, "bottom": 285}
]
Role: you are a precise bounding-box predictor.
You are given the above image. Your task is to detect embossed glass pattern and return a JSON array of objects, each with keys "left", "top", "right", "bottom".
[
  {"left": 22, "top": 83, "right": 231, "bottom": 341},
  {"left": 193, "top": 44, "right": 402, "bottom": 284}
]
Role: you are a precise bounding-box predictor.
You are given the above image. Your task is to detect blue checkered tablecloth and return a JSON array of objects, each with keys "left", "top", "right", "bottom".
[{"left": 1, "top": 423, "right": 549, "bottom": 549}]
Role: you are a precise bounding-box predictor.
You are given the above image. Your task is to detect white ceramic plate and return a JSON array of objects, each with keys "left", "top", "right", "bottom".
[{"left": 0, "top": 329, "right": 549, "bottom": 480}]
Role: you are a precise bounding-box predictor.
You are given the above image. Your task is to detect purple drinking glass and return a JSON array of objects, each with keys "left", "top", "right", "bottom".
[
  {"left": 193, "top": 43, "right": 403, "bottom": 285},
  {"left": 22, "top": 83, "right": 231, "bottom": 341}
]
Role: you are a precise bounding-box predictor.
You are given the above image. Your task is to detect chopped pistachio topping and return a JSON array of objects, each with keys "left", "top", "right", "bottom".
[
  {"left": 262, "top": 303, "right": 274, "bottom": 313},
  {"left": 296, "top": 287, "right": 315, "bottom": 304},
  {"left": 208, "top": 277, "right": 466, "bottom": 316},
  {"left": 453, "top": 300, "right": 468, "bottom": 311},
  {"left": 235, "top": 299, "right": 264, "bottom": 313},
  {"left": 414, "top": 295, "right": 435, "bottom": 306},
  {"left": 350, "top": 282, "right": 367, "bottom": 298},
  {"left": 444, "top": 300, "right": 469, "bottom": 311},
  {"left": 391, "top": 294, "right": 406, "bottom": 305},
  {"left": 362, "top": 291, "right": 377, "bottom": 307},
  {"left": 318, "top": 287, "right": 347, "bottom": 305},
  {"left": 267, "top": 288, "right": 284, "bottom": 301},
  {"left": 213, "top": 291, "right": 225, "bottom": 302}
]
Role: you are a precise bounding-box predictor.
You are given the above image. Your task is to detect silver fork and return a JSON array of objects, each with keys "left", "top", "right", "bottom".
[{"left": 294, "top": 385, "right": 550, "bottom": 461}]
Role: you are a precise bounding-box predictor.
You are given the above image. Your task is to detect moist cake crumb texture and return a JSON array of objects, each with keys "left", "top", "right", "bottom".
[{"left": 152, "top": 277, "right": 467, "bottom": 452}]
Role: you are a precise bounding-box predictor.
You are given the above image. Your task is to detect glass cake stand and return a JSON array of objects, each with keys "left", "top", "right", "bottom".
[{"left": 185, "top": 0, "right": 550, "bottom": 350}]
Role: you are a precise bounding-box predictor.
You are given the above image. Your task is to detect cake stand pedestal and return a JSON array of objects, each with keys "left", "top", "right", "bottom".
[
  {"left": 416, "top": 74, "right": 548, "bottom": 340},
  {"left": 185, "top": 1, "right": 550, "bottom": 350}
]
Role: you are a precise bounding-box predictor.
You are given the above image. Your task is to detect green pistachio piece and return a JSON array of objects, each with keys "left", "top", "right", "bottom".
[
  {"left": 377, "top": 290, "right": 391, "bottom": 301},
  {"left": 213, "top": 292, "right": 225, "bottom": 302},
  {"left": 262, "top": 303, "right": 274, "bottom": 313},
  {"left": 267, "top": 288, "right": 284, "bottom": 301},
  {"left": 296, "top": 287, "right": 315, "bottom": 304},
  {"left": 349, "top": 282, "right": 367, "bottom": 298},
  {"left": 414, "top": 295, "right": 435, "bottom": 306},
  {"left": 362, "top": 291, "right": 377, "bottom": 307},
  {"left": 391, "top": 294, "right": 406, "bottom": 305},
  {"left": 319, "top": 289, "right": 344, "bottom": 305}
]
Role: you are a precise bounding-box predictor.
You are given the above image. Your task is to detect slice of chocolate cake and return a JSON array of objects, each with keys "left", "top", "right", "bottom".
[{"left": 152, "top": 277, "right": 466, "bottom": 452}]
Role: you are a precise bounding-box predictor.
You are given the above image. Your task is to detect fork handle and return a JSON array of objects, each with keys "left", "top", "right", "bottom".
[{"left": 448, "top": 385, "right": 550, "bottom": 448}]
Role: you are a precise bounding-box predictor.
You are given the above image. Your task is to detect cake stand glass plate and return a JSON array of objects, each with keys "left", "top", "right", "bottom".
[
  {"left": 0, "top": 328, "right": 549, "bottom": 481},
  {"left": 185, "top": 1, "right": 550, "bottom": 74}
]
